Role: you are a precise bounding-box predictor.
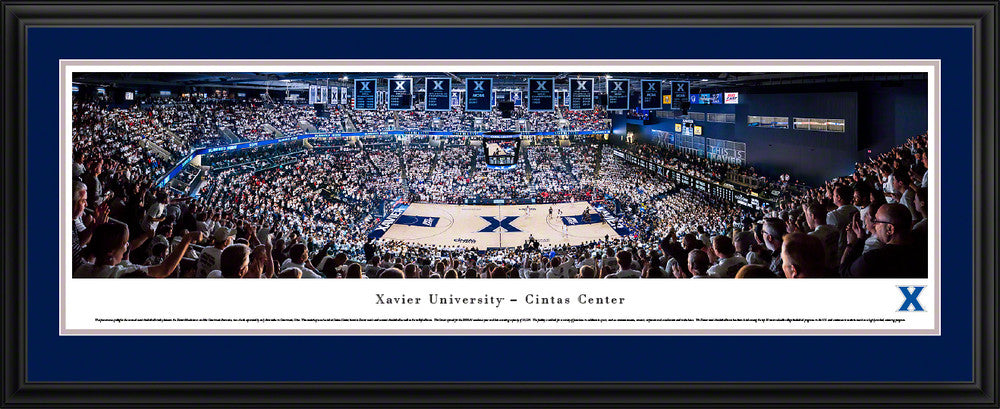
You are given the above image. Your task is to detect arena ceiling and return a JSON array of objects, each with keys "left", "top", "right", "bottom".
[{"left": 72, "top": 71, "right": 927, "bottom": 91}]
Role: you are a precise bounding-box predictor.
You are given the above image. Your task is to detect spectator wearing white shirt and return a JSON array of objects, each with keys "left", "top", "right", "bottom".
[
  {"left": 75, "top": 222, "right": 203, "bottom": 278},
  {"left": 686, "top": 249, "right": 712, "bottom": 278},
  {"left": 196, "top": 227, "right": 234, "bottom": 278},
  {"left": 545, "top": 257, "right": 572, "bottom": 278},
  {"left": 706, "top": 235, "right": 746, "bottom": 278},
  {"left": 280, "top": 243, "right": 323, "bottom": 278},
  {"left": 891, "top": 169, "right": 918, "bottom": 221},
  {"left": 521, "top": 262, "right": 546, "bottom": 278},
  {"left": 804, "top": 202, "right": 840, "bottom": 273},
  {"left": 207, "top": 244, "right": 251, "bottom": 278},
  {"left": 606, "top": 251, "right": 641, "bottom": 278},
  {"left": 826, "top": 185, "right": 859, "bottom": 232},
  {"left": 140, "top": 191, "right": 169, "bottom": 233}
]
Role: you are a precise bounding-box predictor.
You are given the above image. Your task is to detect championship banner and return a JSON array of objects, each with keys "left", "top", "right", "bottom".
[
  {"left": 606, "top": 78, "right": 629, "bottom": 110},
  {"left": 496, "top": 90, "right": 511, "bottom": 102},
  {"left": 308, "top": 85, "right": 318, "bottom": 105},
  {"left": 319, "top": 86, "right": 328, "bottom": 104},
  {"left": 640, "top": 80, "right": 662, "bottom": 110},
  {"left": 670, "top": 80, "right": 690, "bottom": 110},
  {"left": 465, "top": 78, "right": 492, "bottom": 112},
  {"left": 330, "top": 86, "right": 339, "bottom": 104},
  {"left": 424, "top": 78, "right": 451, "bottom": 111},
  {"left": 388, "top": 78, "right": 413, "bottom": 111},
  {"left": 451, "top": 91, "right": 461, "bottom": 108},
  {"left": 528, "top": 78, "right": 554, "bottom": 111},
  {"left": 340, "top": 87, "right": 348, "bottom": 104},
  {"left": 353, "top": 79, "right": 377, "bottom": 110},
  {"left": 511, "top": 90, "right": 523, "bottom": 106},
  {"left": 569, "top": 78, "right": 595, "bottom": 111}
]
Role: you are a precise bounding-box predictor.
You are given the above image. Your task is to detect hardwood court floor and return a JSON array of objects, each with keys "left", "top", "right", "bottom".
[{"left": 380, "top": 201, "right": 621, "bottom": 249}]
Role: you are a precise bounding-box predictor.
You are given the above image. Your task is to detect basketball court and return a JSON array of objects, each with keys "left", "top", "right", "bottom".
[{"left": 373, "top": 201, "right": 623, "bottom": 248}]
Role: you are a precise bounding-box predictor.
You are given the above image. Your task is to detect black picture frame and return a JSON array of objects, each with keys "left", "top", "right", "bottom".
[{"left": 2, "top": 1, "right": 996, "bottom": 407}]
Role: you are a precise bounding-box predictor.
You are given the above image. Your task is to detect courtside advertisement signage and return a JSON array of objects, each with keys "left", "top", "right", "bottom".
[
  {"left": 725, "top": 92, "right": 739, "bottom": 104},
  {"left": 60, "top": 60, "right": 940, "bottom": 337}
]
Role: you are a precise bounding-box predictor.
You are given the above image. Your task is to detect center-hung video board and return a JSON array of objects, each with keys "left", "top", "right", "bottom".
[{"left": 483, "top": 131, "right": 521, "bottom": 168}]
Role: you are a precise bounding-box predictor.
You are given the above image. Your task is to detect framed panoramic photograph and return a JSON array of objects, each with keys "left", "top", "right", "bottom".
[{"left": 2, "top": 2, "right": 996, "bottom": 408}]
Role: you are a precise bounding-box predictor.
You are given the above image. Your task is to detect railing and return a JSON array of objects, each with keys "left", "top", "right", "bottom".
[{"left": 141, "top": 139, "right": 174, "bottom": 162}]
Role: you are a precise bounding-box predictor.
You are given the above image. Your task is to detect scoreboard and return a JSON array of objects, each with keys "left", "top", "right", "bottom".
[{"left": 483, "top": 131, "right": 521, "bottom": 168}]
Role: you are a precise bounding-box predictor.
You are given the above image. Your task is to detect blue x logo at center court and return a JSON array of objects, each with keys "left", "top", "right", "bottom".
[{"left": 479, "top": 216, "right": 522, "bottom": 233}]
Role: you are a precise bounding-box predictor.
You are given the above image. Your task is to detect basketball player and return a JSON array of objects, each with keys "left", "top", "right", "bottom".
[
  {"left": 548, "top": 206, "right": 554, "bottom": 221},
  {"left": 562, "top": 224, "right": 569, "bottom": 238}
]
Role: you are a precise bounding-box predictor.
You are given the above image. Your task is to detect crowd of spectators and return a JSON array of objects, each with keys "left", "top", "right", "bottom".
[
  {"left": 559, "top": 106, "right": 608, "bottom": 131},
  {"left": 408, "top": 146, "right": 475, "bottom": 203},
  {"left": 527, "top": 146, "right": 590, "bottom": 202},
  {"left": 73, "top": 102, "right": 170, "bottom": 180},
  {"left": 71, "top": 94, "right": 928, "bottom": 280},
  {"left": 72, "top": 98, "right": 611, "bottom": 168}
]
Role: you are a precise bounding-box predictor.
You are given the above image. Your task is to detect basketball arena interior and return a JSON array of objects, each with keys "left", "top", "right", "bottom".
[{"left": 70, "top": 70, "right": 930, "bottom": 279}]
